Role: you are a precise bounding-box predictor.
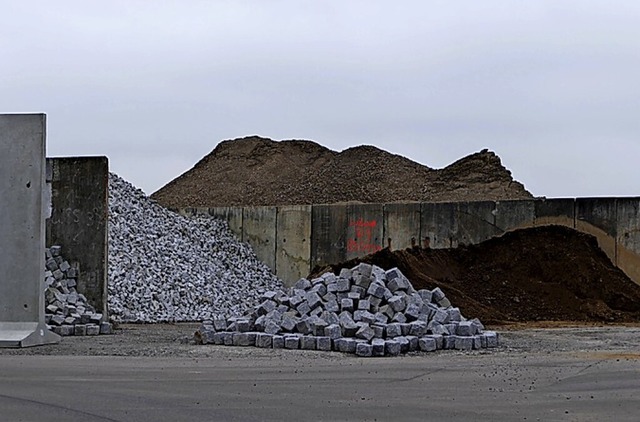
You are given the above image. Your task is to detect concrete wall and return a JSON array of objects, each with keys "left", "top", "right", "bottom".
[
  {"left": 177, "top": 197, "right": 640, "bottom": 287},
  {"left": 0, "top": 114, "right": 59, "bottom": 347},
  {"left": 45, "top": 157, "right": 109, "bottom": 316}
]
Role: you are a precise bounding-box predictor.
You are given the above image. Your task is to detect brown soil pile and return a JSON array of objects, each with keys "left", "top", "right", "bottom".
[
  {"left": 152, "top": 136, "right": 533, "bottom": 207},
  {"left": 311, "top": 225, "right": 640, "bottom": 325}
]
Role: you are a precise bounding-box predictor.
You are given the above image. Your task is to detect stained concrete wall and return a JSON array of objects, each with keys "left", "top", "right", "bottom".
[
  {"left": 176, "top": 197, "right": 640, "bottom": 286},
  {"left": 46, "top": 157, "right": 109, "bottom": 316}
]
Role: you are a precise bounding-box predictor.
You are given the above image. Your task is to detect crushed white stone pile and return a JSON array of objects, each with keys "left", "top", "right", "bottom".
[
  {"left": 107, "top": 173, "right": 284, "bottom": 322},
  {"left": 44, "top": 246, "right": 112, "bottom": 336},
  {"left": 195, "top": 264, "right": 498, "bottom": 357}
]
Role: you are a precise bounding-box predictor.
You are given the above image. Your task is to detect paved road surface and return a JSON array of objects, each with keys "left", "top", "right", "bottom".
[{"left": 1, "top": 347, "right": 638, "bottom": 421}]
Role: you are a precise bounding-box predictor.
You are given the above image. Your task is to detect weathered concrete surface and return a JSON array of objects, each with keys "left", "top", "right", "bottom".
[
  {"left": 495, "top": 200, "right": 535, "bottom": 232},
  {"left": 456, "top": 201, "right": 500, "bottom": 245},
  {"left": 345, "top": 203, "right": 383, "bottom": 260},
  {"left": 46, "top": 157, "right": 109, "bottom": 317},
  {"left": 576, "top": 198, "right": 618, "bottom": 264},
  {"left": 534, "top": 198, "right": 576, "bottom": 228},
  {"left": 208, "top": 207, "right": 244, "bottom": 240},
  {"left": 276, "top": 205, "right": 311, "bottom": 287},
  {"left": 242, "top": 206, "right": 277, "bottom": 272},
  {"left": 0, "top": 114, "right": 60, "bottom": 347},
  {"left": 311, "top": 204, "right": 348, "bottom": 269},
  {"left": 421, "top": 202, "right": 459, "bottom": 248},
  {"left": 617, "top": 198, "right": 640, "bottom": 286},
  {"left": 383, "top": 203, "right": 421, "bottom": 250}
]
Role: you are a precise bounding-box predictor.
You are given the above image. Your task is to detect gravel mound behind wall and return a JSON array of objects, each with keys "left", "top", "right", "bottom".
[{"left": 108, "top": 173, "right": 284, "bottom": 322}]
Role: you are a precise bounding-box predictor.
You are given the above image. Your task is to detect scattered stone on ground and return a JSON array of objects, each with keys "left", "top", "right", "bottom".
[
  {"left": 312, "top": 225, "right": 640, "bottom": 325},
  {"left": 151, "top": 136, "right": 532, "bottom": 207},
  {"left": 108, "top": 173, "right": 284, "bottom": 323},
  {"left": 195, "top": 264, "right": 498, "bottom": 357},
  {"left": 44, "top": 246, "right": 112, "bottom": 336}
]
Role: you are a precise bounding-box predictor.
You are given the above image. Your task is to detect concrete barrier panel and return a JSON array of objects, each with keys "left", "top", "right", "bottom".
[
  {"left": 421, "top": 202, "right": 458, "bottom": 248},
  {"left": 0, "top": 114, "right": 60, "bottom": 347},
  {"left": 242, "top": 207, "right": 277, "bottom": 273},
  {"left": 276, "top": 205, "right": 311, "bottom": 286},
  {"left": 456, "top": 201, "right": 500, "bottom": 245},
  {"left": 383, "top": 203, "right": 421, "bottom": 250},
  {"left": 208, "top": 207, "right": 244, "bottom": 241},
  {"left": 616, "top": 198, "right": 640, "bottom": 286},
  {"left": 46, "top": 157, "right": 109, "bottom": 316},
  {"left": 495, "top": 200, "right": 535, "bottom": 232},
  {"left": 311, "top": 205, "right": 348, "bottom": 269},
  {"left": 345, "top": 204, "right": 384, "bottom": 260},
  {"left": 576, "top": 198, "right": 618, "bottom": 264},
  {"left": 534, "top": 198, "right": 576, "bottom": 228}
]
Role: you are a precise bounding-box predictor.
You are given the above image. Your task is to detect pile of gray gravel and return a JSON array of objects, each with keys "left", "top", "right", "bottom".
[
  {"left": 108, "top": 173, "right": 284, "bottom": 323},
  {"left": 195, "top": 264, "right": 498, "bottom": 357}
]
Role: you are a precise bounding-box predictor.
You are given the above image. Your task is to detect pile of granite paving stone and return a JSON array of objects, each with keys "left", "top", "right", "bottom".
[
  {"left": 195, "top": 263, "right": 499, "bottom": 357},
  {"left": 44, "top": 246, "right": 112, "bottom": 336}
]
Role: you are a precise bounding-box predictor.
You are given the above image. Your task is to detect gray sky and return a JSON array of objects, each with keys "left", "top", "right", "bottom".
[{"left": 2, "top": 1, "right": 639, "bottom": 197}]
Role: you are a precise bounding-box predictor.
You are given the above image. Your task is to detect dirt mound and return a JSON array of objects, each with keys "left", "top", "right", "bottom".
[
  {"left": 311, "top": 225, "right": 640, "bottom": 325},
  {"left": 151, "top": 136, "right": 532, "bottom": 207}
]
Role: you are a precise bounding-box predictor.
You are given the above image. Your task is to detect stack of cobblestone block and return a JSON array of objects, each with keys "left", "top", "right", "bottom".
[
  {"left": 44, "top": 246, "right": 112, "bottom": 336},
  {"left": 195, "top": 264, "right": 499, "bottom": 357}
]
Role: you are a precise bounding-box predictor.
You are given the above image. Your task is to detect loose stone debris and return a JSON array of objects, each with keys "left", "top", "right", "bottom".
[
  {"left": 107, "top": 173, "right": 284, "bottom": 323},
  {"left": 44, "top": 246, "right": 112, "bottom": 336},
  {"left": 195, "top": 264, "right": 498, "bottom": 357}
]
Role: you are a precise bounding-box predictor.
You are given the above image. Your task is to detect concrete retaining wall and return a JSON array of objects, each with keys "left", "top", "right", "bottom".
[
  {"left": 177, "top": 197, "right": 640, "bottom": 287},
  {"left": 45, "top": 157, "right": 109, "bottom": 316}
]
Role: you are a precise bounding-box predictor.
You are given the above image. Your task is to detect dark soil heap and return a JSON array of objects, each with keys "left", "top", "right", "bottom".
[
  {"left": 152, "top": 136, "right": 532, "bottom": 207},
  {"left": 312, "top": 225, "right": 640, "bottom": 324}
]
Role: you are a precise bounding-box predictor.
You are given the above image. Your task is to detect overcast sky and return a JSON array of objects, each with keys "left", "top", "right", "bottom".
[{"left": 2, "top": 1, "right": 639, "bottom": 197}]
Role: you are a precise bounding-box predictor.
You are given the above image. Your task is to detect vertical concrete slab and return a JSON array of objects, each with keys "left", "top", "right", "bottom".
[
  {"left": 311, "top": 204, "right": 348, "bottom": 269},
  {"left": 534, "top": 198, "right": 576, "bottom": 228},
  {"left": 616, "top": 198, "right": 640, "bottom": 286},
  {"left": 421, "top": 202, "right": 458, "bottom": 249},
  {"left": 345, "top": 204, "right": 384, "bottom": 260},
  {"left": 456, "top": 201, "right": 500, "bottom": 245},
  {"left": 208, "top": 207, "right": 244, "bottom": 241},
  {"left": 576, "top": 198, "right": 618, "bottom": 264},
  {"left": 276, "top": 205, "right": 311, "bottom": 286},
  {"left": 383, "top": 203, "right": 421, "bottom": 250},
  {"left": 46, "top": 157, "right": 109, "bottom": 317},
  {"left": 495, "top": 200, "right": 536, "bottom": 232},
  {"left": 0, "top": 114, "right": 60, "bottom": 347},
  {"left": 243, "top": 206, "right": 277, "bottom": 273}
]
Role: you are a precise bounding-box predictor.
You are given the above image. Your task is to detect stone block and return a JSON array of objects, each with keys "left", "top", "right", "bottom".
[
  {"left": 294, "top": 278, "right": 312, "bottom": 290},
  {"left": 355, "top": 342, "right": 373, "bottom": 357},
  {"left": 384, "top": 340, "right": 401, "bottom": 356},
  {"left": 325, "top": 300, "right": 340, "bottom": 313},
  {"left": 419, "top": 337, "right": 437, "bottom": 352},
  {"left": 350, "top": 285, "right": 366, "bottom": 298},
  {"left": 264, "top": 321, "right": 281, "bottom": 335},
  {"left": 284, "top": 336, "right": 300, "bottom": 349},
  {"left": 212, "top": 332, "right": 225, "bottom": 345},
  {"left": 447, "top": 308, "right": 462, "bottom": 322},
  {"left": 280, "top": 315, "right": 297, "bottom": 332},
  {"left": 213, "top": 316, "right": 228, "bottom": 331},
  {"left": 86, "top": 324, "right": 100, "bottom": 336},
  {"left": 367, "top": 283, "right": 386, "bottom": 298},
  {"left": 272, "top": 335, "right": 285, "bottom": 349},
  {"left": 309, "top": 307, "right": 323, "bottom": 318},
  {"left": 418, "top": 289, "right": 433, "bottom": 303},
  {"left": 340, "top": 298, "right": 354, "bottom": 313},
  {"left": 311, "top": 284, "right": 328, "bottom": 297},
  {"left": 316, "top": 336, "right": 332, "bottom": 351},
  {"left": 472, "top": 335, "right": 482, "bottom": 350},
  {"left": 74, "top": 324, "right": 87, "bottom": 336},
  {"left": 305, "top": 291, "right": 322, "bottom": 309},
  {"left": 336, "top": 278, "right": 351, "bottom": 292},
  {"left": 322, "top": 311, "right": 340, "bottom": 326},
  {"left": 470, "top": 318, "right": 485, "bottom": 334},
  {"left": 296, "top": 318, "right": 312, "bottom": 335},
  {"left": 386, "top": 323, "right": 402, "bottom": 338},
  {"left": 432, "top": 308, "right": 450, "bottom": 324},
  {"left": 456, "top": 321, "right": 475, "bottom": 336},
  {"left": 437, "top": 297, "right": 452, "bottom": 308},
  {"left": 339, "top": 268, "right": 352, "bottom": 279},
  {"left": 409, "top": 321, "right": 427, "bottom": 337},
  {"left": 99, "top": 322, "right": 113, "bottom": 335},
  {"left": 455, "top": 336, "right": 473, "bottom": 351},
  {"left": 405, "top": 303, "right": 421, "bottom": 321},
  {"left": 442, "top": 335, "right": 456, "bottom": 350},
  {"left": 431, "top": 287, "right": 445, "bottom": 301},
  {"left": 353, "top": 310, "right": 376, "bottom": 324},
  {"left": 371, "top": 338, "right": 385, "bottom": 357},
  {"left": 355, "top": 325, "right": 375, "bottom": 341},
  {"left": 257, "top": 299, "right": 277, "bottom": 316},
  {"left": 425, "top": 334, "right": 443, "bottom": 350},
  {"left": 484, "top": 331, "right": 499, "bottom": 348},
  {"left": 388, "top": 296, "right": 406, "bottom": 313},
  {"left": 353, "top": 274, "right": 372, "bottom": 289},
  {"left": 296, "top": 302, "right": 311, "bottom": 317},
  {"left": 324, "top": 324, "right": 342, "bottom": 339},
  {"left": 301, "top": 336, "right": 317, "bottom": 350},
  {"left": 236, "top": 319, "right": 251, "bottom": 332},
  {"left": 371, "top": 324, "right": 385, "bottom": 339},
  {"left": 406, "top": 336, "right": 419, "bottom": 352},
  {"left": 357, "top": 299, "right": 371, "bottom": 311},
  {"left": 374, "top": 312, "right": 388, "bottom": 325}
]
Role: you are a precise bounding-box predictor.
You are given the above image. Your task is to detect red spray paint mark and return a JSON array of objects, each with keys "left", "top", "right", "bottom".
[{"left": 347, "top": 219, "right": 382, "bottom": 254}]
